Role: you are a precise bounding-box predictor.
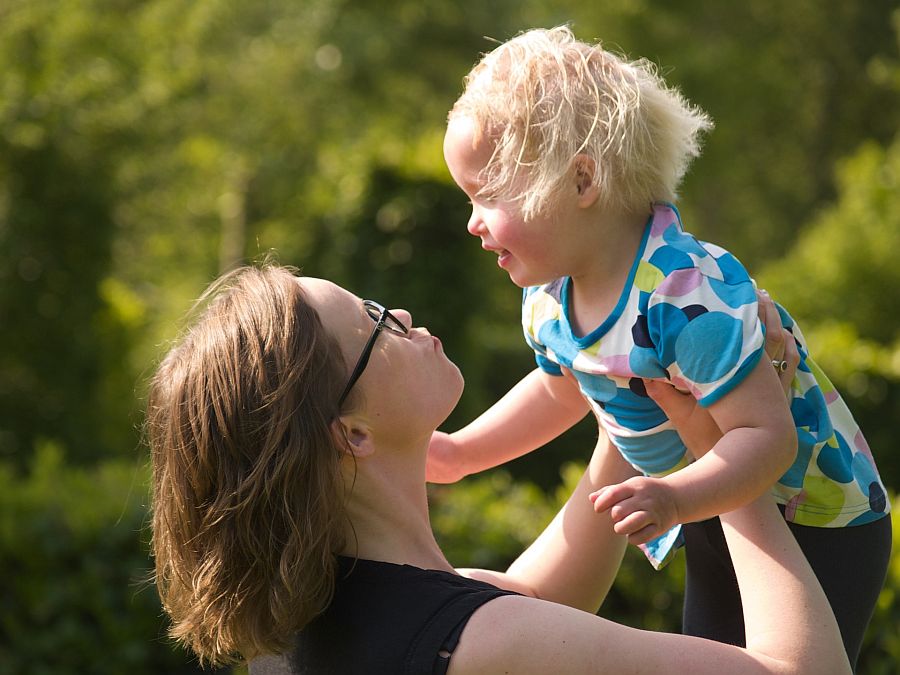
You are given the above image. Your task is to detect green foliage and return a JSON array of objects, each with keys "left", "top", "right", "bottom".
[
  {"left": 762, "top": 138, "right": 900, "bottom": 346},
  {"left": 858, "top": 499, "right": 900, "bottom": 674},
  {"left": 0, "top": 0, "right": 146, "bottom": 467},
  {"left": 0, "top": 445, "right": 206, "bottom": 675},
  {"left": 431, "top": 468, "right": 559, "bottom": 568},
  {"left": 1, "top": 0, "right": 898, "bottom": 669}
]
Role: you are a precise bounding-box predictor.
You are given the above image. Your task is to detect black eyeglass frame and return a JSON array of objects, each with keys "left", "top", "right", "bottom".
[{"left": 337, "top": 300, "right": 408, "bottom": 407}]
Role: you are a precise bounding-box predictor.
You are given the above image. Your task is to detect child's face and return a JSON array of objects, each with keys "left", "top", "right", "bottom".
[{"left": 443, "top": 116, "right": 581, "bottom": 288}]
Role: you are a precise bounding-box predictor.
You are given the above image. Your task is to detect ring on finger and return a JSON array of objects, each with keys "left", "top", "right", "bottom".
[{"left": 771, "top": 359, "right": 788, "bottom": 373}]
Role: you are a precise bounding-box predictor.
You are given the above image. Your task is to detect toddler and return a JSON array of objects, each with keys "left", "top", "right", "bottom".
[{"left": 430, "top": 26, "right": 891, "bottom": 668}]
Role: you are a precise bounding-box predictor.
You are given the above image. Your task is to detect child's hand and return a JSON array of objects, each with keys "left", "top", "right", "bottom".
[
  {"left": 426, "top": 432, "right": 466, "bottom": 484},
  {"left": 589, "top": 477, "right": 680, "bottom": 545}
]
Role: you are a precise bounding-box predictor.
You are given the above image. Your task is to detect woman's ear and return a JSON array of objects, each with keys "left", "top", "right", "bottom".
[
  {"left": 331, "top": 416, "right": 376, "bottom": 458},
  {"left": 573, "top": 155, "right": 600, "bottom": 208}
]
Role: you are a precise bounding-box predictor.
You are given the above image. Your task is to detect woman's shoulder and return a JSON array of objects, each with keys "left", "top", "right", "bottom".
[{"left": 252, "top": 557, "right": 518, "bottom": 675}]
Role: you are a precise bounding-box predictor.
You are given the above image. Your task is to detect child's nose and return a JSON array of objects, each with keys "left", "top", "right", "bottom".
[{"left": 466, "top": 210, "right": 484, "bottom": 236}]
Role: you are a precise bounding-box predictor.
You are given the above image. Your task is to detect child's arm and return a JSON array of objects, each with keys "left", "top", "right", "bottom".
[
  {"left": 426, "top": 367, "right": 591, "bottom": 483},
  {"left": 458, "top": 430, "right": 638, "bottom": 610},
  {"left": 593, "top": 294, "right": 799, "bottom": 543}
]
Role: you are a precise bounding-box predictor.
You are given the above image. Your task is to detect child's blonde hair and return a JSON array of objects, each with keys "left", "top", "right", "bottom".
[{"left": 450, "top": 26, "right": 712, "bottom": 219}]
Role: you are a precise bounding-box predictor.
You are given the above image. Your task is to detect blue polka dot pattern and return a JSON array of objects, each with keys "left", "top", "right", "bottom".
[
  {"left": 628, "top": 345, "right": 668, "bottom": 379},
  {"left": 521, "top": 203, "right": 890, "bottom": 568},
  {"left": 708, "top": 276, "right": 757, "bottom": 309},
  {"left": 647, "top": 301, "right": 689, "bottom": 368},
  {"left": 672, "top": 311, "right": 744, "bottom": 384},
  {"left": 868, "top": 482, "right": 887, "bottom": 513},
  {"left": 649, "top": 245, "right": 693, "bottom": 276},
  {"left": 779, "top": 428, "right": 815, "bottom": 489},
  {"left": 571, "top": 369, "right": 618, "bottom": 402},
  {"left": 613, "top": 429, "right": 687, "bottom": 475},
  {"left": 817, "top": 434, "right": 855, "bottom": 484}
]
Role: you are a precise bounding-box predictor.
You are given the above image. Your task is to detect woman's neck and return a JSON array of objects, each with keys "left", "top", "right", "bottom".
[{"left": 339, "top": 443, "right": 454, "bottom": 573}]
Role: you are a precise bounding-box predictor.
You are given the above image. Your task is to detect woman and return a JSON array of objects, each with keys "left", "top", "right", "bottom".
[{"left": 147, "top": 264, "right": 849, "bottom": 674}]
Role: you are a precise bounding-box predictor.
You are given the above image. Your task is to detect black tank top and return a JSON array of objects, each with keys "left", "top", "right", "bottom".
[{"left": 248, "top": 556, "right": 519, "bottom": 675}]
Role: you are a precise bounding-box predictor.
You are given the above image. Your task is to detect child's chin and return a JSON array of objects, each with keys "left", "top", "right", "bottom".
[
  {"left": 507, "top": 269, "right": 551, "bottom": 288},
  {"left": 505, "top": 273, "right": 530, "bottom": 288}
]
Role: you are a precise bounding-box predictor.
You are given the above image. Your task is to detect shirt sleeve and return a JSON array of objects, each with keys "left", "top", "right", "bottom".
[
  {"left": 646, "top": 247, "right": 765, "bottom": 407},
  {"left": 522, "top": 286, "right": 564, "bottom": 376}
]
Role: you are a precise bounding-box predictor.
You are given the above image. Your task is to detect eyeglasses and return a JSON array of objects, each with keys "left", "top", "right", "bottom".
[{"left": 337, "top": 300, "right": 409, "bottom": 407}]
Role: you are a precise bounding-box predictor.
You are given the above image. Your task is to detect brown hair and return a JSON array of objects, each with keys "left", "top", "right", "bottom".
[{"left": 146, "top": 265, "right": 349, "bottom": 665}]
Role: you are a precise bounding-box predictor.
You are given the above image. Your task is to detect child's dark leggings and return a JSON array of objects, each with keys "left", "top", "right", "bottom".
[{"left": 681, "top": 511, "right": 892, "bottom": 672}]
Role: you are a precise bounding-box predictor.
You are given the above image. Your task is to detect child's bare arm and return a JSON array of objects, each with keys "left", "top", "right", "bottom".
[
  {"left": 593, "top": 294, "right": 799, "bottom": 543},
  {"left": 670, "top": 359, "right": 795, "bottom": 526},
  {"left": 426, "top": 367, "right": 590, "bottom": 483}
]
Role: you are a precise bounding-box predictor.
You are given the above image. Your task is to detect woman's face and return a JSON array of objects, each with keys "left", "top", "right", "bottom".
[{"left": 298, "top": 277, "right": 464, "bottom": 436}]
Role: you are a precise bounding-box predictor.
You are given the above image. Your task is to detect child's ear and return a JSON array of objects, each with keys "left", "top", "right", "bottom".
[
  {"left": 574, "top": 155, "right": 600, "bottom": 207},
  {"left": 331, "top": 416, "right": 376, "bottom": 458}
]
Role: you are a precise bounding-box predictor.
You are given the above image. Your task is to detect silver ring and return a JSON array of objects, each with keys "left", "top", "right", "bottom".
[{"left": 772, "top": 359, "right": 788, "bottom": 373}]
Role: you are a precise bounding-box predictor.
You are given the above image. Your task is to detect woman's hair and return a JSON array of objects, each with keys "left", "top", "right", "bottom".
[
  {"left": 450, "top": 26, "right": 713, "bottom": 219},
  {"left": 146, "top": 264, "right": 349, "bottom": 666}
]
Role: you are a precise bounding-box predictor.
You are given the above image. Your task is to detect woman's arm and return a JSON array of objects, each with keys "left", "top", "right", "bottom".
[
  {"left": 449, "top": 322, "right": 848, "bottom": 674},
  {"left": 458, "top": 430, "right": 638, "bottom": 610},
  {"left": 426, "top": 367, "right": 590, "bottom": 483},
  {"left": 449, "top": 491, "right": 850, "bottom": 675},
  {"left": 451, "top": 311, "right": 849, "bottom": 673}
]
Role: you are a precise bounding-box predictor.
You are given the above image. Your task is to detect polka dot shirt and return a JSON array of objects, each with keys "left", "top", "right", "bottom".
[{"left": 522, "top": 203, "right": 890, "bottom": 568}]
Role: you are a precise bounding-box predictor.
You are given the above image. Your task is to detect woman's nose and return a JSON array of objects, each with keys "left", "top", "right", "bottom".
[{"left": 391, "top": 308, "right": 413, "bottom": 331}]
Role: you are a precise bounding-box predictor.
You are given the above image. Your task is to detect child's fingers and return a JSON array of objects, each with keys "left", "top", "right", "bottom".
[
  {"left": 609, "top": 497, "right": 642, "bottom": 524},
  {"left": 590, "top": 482, "right": 633, "bottom": 513},
  {"left": 627, "top": 524, "right": 661, "bottom": 546},
  {"left": 612, "top": 510, "right": 653, "bottom": 537}
]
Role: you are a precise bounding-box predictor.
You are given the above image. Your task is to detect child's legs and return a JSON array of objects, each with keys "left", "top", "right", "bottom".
[
  {"left": 681, "top": 518, "right": 745, "bottom": 646},
  {"left": 784, "top": 512, "right": 892, "bottom": 671},
  {"left": 682, "top": 512, "right": 893, "bottom": 671}
]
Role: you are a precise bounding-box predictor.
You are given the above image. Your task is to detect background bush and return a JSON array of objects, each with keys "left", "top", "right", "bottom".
[{"left": 0, "top": 445, "right": 209, "bottom": 675}]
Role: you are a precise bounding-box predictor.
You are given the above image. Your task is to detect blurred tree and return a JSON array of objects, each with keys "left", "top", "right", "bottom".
[
  {"left": 0, "top": 0, "right": 148, "bottom": 467},
  {"left": 0, "top": 444, "right": 211, "bottom": 674}
]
